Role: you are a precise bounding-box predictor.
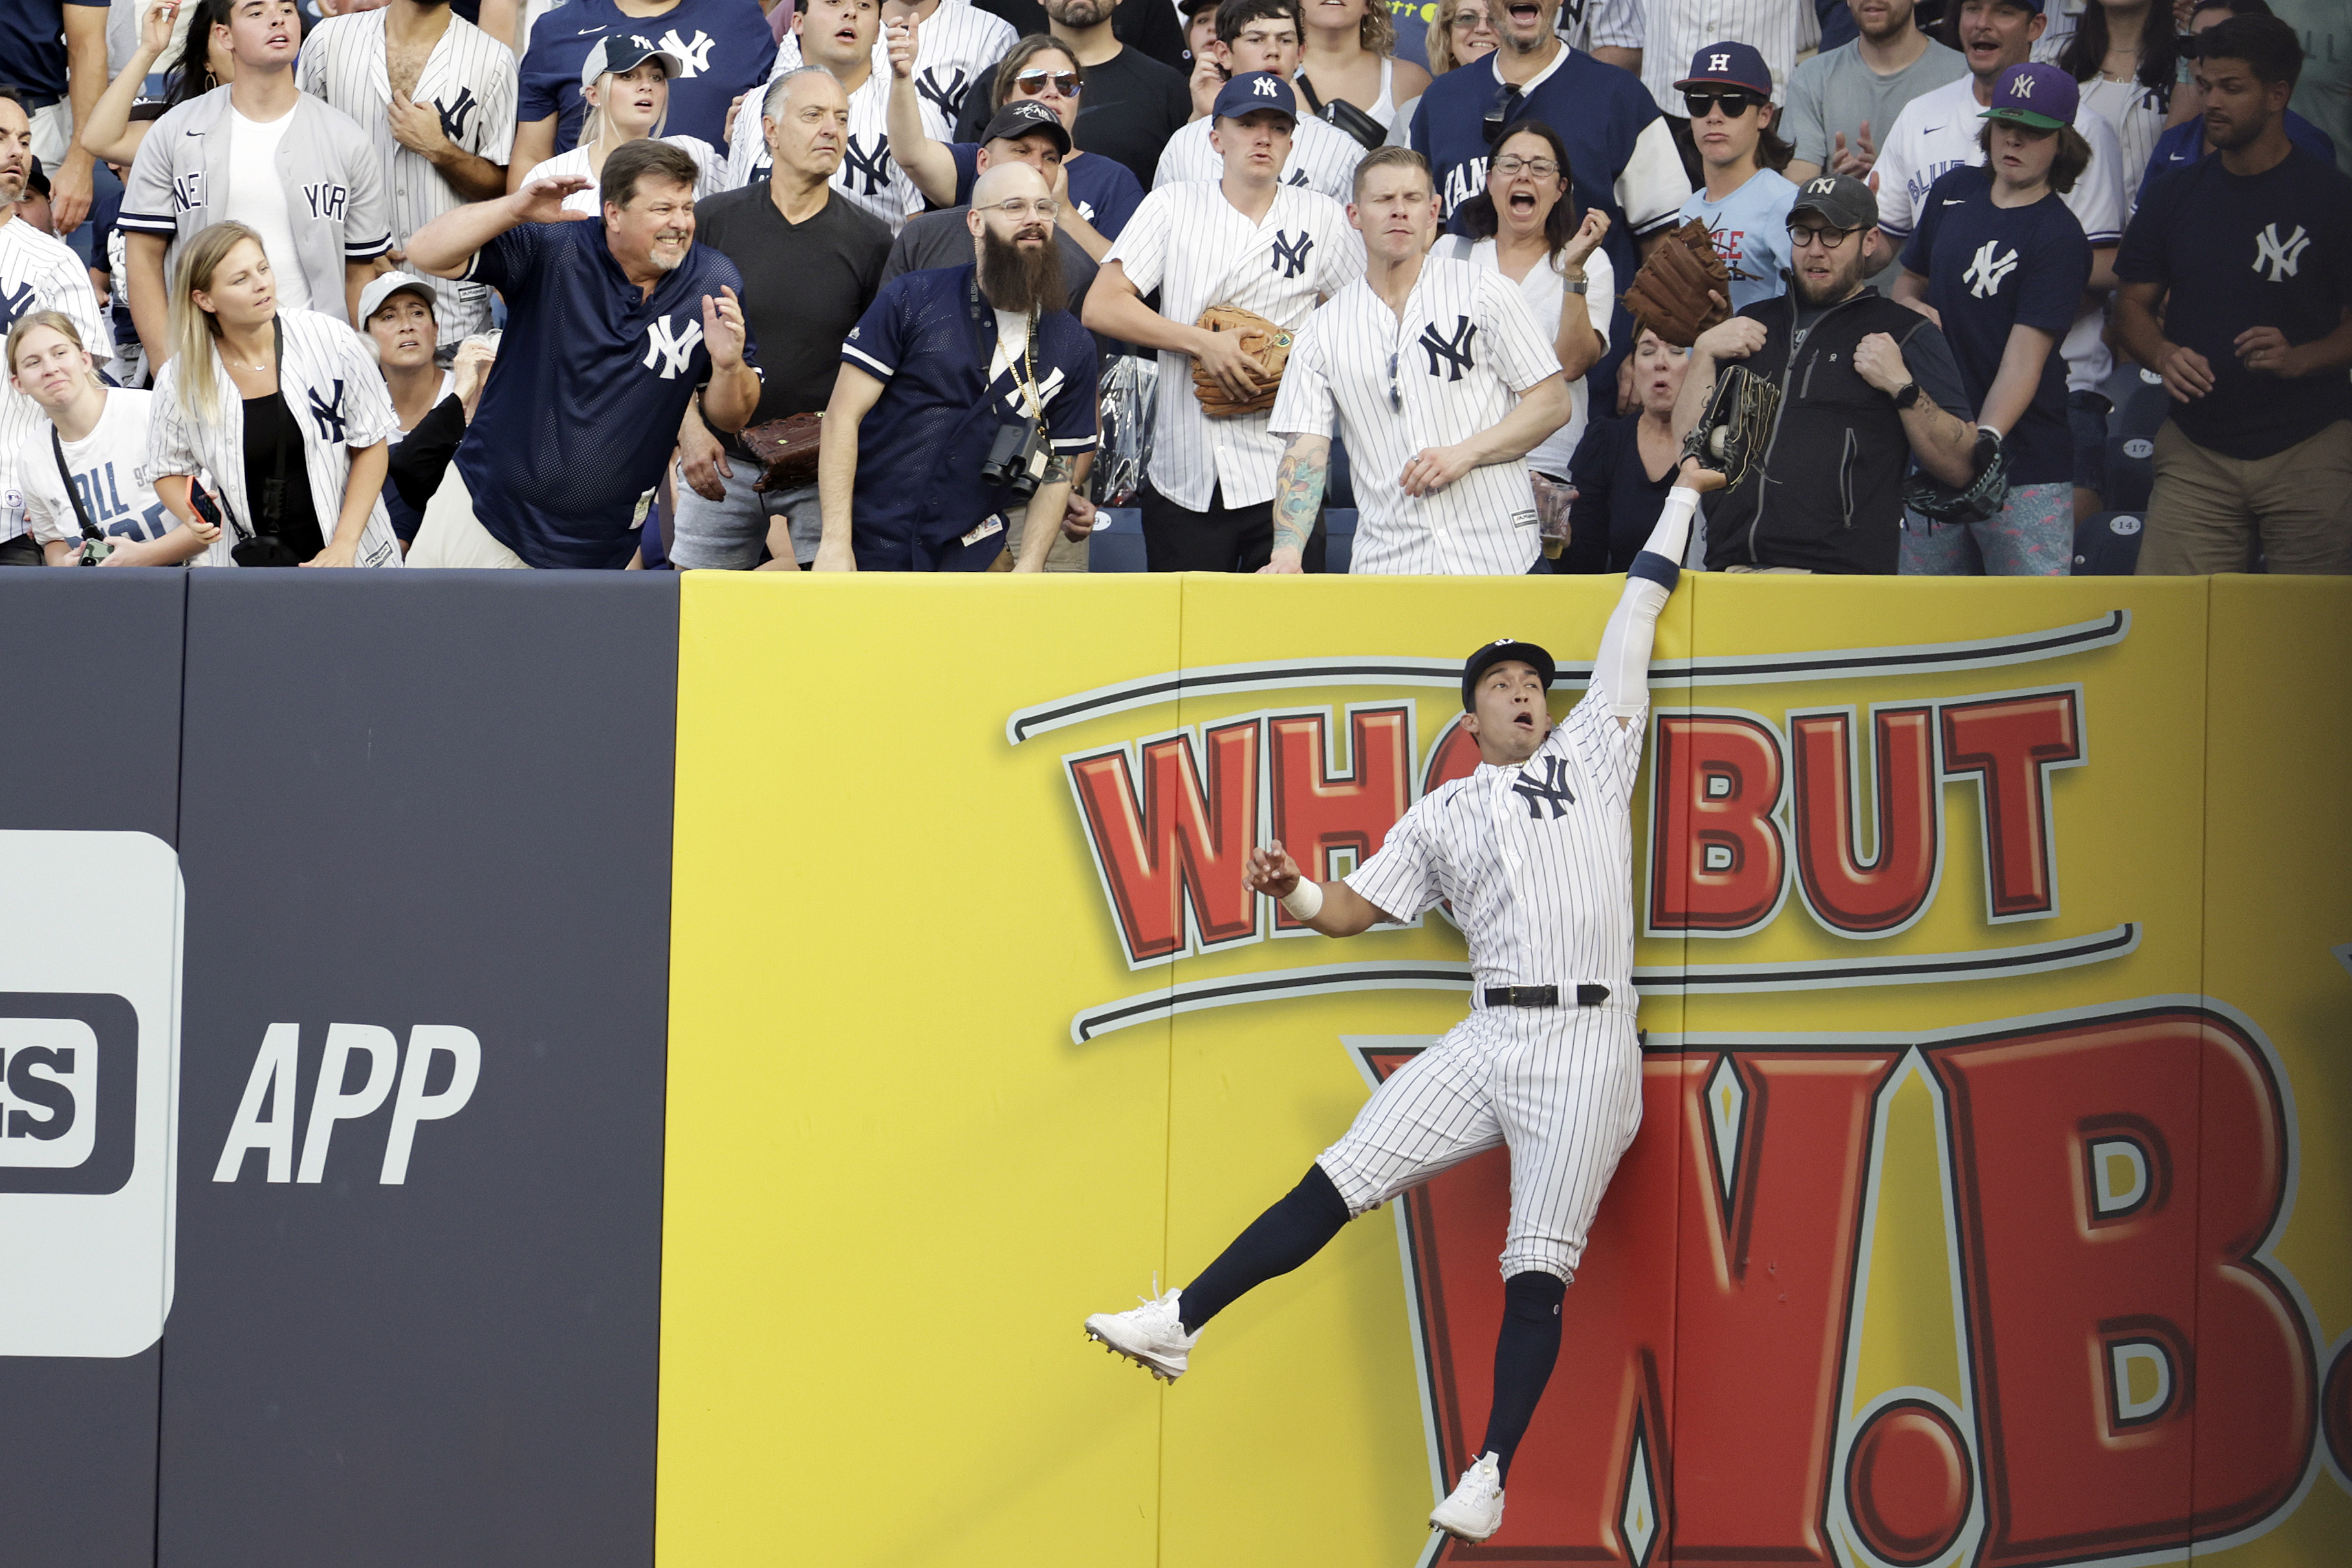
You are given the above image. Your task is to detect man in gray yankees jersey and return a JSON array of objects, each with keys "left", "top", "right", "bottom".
[
  {"left": 1265, "top": 145, "right": 1571, "bottom": 574},
  {"left": 0, "top": 91, "right": 109, "bottom": 562},
  {"left": 1087, "top": 455, "right": 1725, "bottom": 1549},
  {"left": 723, "top": 0, "right": 922, "bottom": 232},
  {"left": 298, "top": 0, "right": 518, "bottom": 353},
  {"left": 120, "top": 0, "right": 391, "bottom": 369},
  {"left": 1083, "top": 72, "right": 1362, "bottom": 570}
]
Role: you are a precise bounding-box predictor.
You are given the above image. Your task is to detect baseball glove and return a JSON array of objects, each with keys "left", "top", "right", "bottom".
[
  {"left": 1620, "top": 219, "right": 1732, "bottom": 348},
  {"left": 739, "top": 412, "right": 824, "bottom": 492},
  {"left": 1679, "top": 363, "right": 1781, "bottom": 490},
  {"left": 1192, "top": 304, "right": 1292, "bottom": 419},
  {"left": 1903, "top": 428, "right": 2011, "bottom": 523}
]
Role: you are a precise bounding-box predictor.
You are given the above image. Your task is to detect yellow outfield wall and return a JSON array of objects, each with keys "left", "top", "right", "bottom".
[{"left": 659, "top": 572, "right": 2352, "bottom": 1568}]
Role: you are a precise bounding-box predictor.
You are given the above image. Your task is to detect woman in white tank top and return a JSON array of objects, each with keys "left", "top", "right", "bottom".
[{"left": 1297, "top": 0, "right": 1428, "bottom": 130}]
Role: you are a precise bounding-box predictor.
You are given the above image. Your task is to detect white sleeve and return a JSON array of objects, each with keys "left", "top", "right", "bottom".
[
  {"left": 1591, "top": 0, "right": 1646, "bottom": 51},
  {"left": 1320, "top": 213, "right": 1367, "bottom": 295},
  {"left": 146, "top": 367, "right": 201, "bottom": 479},
  {"left": 2066, "top": 110, "right": 2127, "bottom": 245},
  {"left": 479, "top": 39, "right": 521, "bottom": 166},
  {"left": 334, "top": 325, "right": 402, "bottom": 449},
  {"left": 1874, "top": 111, "right": 1921, "bottom": 237},
  {"left": 1618, "top": 115, "right": 1693, "bottom": 234},
  {"left": 20, "top": 431, "right": 66, "bottom": 543},
  {"left": 1582, "top": 247, "right": 1614, "bottom": 351},
  {"left": 1266, "top": 316, "right": 1335, "bottom": 439},
  {"left": 1104, "top": 188, "right": 1175, "bottom": 296},
  {"left": 1343, "top": 798, "right": 1438, "bottom": 921},
  {"left": 1479, "top": 272, "right": 1563, "bottom": 393},
  {"left": 1589, "top": 486, "right": 1698, "bottom": 718}
]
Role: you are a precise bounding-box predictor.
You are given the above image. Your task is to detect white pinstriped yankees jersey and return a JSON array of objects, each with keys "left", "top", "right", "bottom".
[
  {"left": 723, "top": 65, "right": 920, "bottom": 232},
  {"left": 1152, "top": 114, "right": 1364, "bottom": 203},
  {"left": 1639, "top": 0, "right": 1821, "bottom": 112},
  {"left": 764, "top": 0, "right": 1015, "bottom": 142},
  {"left": 297, "top": 9, "right": 519, "bottom": 347},
  {"left": 1556, "top": 0, "right": 1643, "bottom": 56},
  {"left": 0, "top": 216, "right": 110, "bottom": 543},
  {"left": 1348, "top": 677, "right": 1646, "bottom": 1001},
  {"left": 147, "top": 308, "right": 406, "bottom": 568},
  {"left": 526, "top": 136, "right": 724, "bottom": 213},
  {"left": 1269, "top": 257, "right": 1562, "bottom": 574},
  {"left": 1106, "top": 182, "right": 1364, "bottom": 511}
]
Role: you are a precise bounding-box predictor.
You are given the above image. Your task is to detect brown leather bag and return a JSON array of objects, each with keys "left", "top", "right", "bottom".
[{"left": 739, "top": 413, "right": 825, "bottom": 492}]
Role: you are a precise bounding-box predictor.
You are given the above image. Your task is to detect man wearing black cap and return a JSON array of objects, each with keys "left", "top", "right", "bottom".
[
  {"left": 1673, "top": 169, "right": 1979, "bottom": 572},
  {"left": 1084, "top": 454, "right": 1725, "bottom": 1552},
  {"left": 880, "top": 98, "right": 1102, "bottom": 310}
]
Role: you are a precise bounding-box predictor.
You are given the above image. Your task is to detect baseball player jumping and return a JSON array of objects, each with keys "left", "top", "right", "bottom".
[{"left": 1083, "top": 452, "right": 1722, "bottom": 1547}]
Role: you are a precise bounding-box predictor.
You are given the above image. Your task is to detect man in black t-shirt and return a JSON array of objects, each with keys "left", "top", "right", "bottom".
[
  {"left": 957, "top": 0, "right": 1193, "bottom": 184},
  {"left": 2116, "top": 16, "right": 2352, "bottom": 574},
  {"left": 673, "top": 67, "right": 893, "bottom": 571}
]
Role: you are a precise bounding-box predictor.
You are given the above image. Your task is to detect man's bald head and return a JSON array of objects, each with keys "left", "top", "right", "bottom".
[{"left": 970, "top": 159, "right": 1051, "bottom": 212}]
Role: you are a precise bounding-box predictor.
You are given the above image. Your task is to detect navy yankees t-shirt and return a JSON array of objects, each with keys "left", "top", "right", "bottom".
[
  {"left": 455, "top": 220, "right": 755, "bottom": 568},
  {"left": 517, "top": 0, "right": 777, "bottom": 153},
  {"left": 1903, "top": 166, "right": 2091, "bottom": 487},
  {"left": 2116, "top": 144, "right": 2352, "bottom": 461}
]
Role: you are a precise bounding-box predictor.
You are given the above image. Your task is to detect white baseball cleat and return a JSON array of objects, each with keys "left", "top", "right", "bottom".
[
  {"left": 1429, "top": 1452, "right": 1505, "bottom": 1543},
  {"left": 1083, "top": 1281, "right": 1199, "bottom": 1383}
]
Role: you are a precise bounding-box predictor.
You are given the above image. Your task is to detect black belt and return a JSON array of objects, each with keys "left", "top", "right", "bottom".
[{"left": 1483, "top": 984, "right": 1610, "bottom": 1008}]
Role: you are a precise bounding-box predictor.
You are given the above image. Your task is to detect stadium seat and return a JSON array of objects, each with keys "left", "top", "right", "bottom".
[
  {"left": 1089, "top": 508, "right": 1148, "bottom": 572},
  {"left": 2104, "top": 431, "right": 2155, "bottom": 512},
  {"left": 2072, "top": 511, "right": 2146, "bottom": 575},
  {"left": 2116, "top": 371, "right": 2171, "bottom": 441},
  {"left": 1323, "top": 508, "right": 1355, "bottom": 574}
]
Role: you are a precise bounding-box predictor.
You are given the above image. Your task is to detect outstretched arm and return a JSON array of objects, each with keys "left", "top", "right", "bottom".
[
  {"left": 1243, "top": 840, "right": 1388, "bottom": 937},
  {"left": 1261, "top": 431, "right": 1329, "bottom": 574},
  {"left": 1589, "top": 458, "right": 1723, "bottom": 728}
]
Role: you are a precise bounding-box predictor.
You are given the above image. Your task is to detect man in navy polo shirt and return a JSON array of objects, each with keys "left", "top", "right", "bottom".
[
  {"left": 815, "top": 160, "right": 1098, "bottom": 571},
  {"left": 404, "top": 138, "right": 762, "bottom": 568}
]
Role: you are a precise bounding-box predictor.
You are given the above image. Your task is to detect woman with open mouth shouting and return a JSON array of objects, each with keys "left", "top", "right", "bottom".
[{"left": 521, "top": 34, "right": 722, "bottom": 217}]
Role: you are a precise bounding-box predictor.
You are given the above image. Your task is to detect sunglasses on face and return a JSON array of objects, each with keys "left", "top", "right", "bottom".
[
  {"left": 1012, "top": 69, "right": 1082, "bottom": 96},
  {"left": 1450, "top": 8, "right": 1494, "bottom": 28},
  {"left": 1682, "top": 89, "right": 1763, "bottom": 118}
]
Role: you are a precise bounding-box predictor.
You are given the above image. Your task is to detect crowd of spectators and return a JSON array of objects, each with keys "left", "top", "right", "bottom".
[{"left": 0, "top": 0, "right": 2344, "bottom": 576}]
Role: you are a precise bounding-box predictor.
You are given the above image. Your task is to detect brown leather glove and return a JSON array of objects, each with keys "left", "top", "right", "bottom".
[
  {"left": 1620, "top": 219, "right": 1732, "bottom": 348},
  {"left": 1191, "top": 304, "right": 1292, "bottom": 419}
]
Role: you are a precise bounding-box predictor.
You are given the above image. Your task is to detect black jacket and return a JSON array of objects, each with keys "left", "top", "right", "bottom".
[{"left": 1702, "top": 289, "right": 1944, "bottom": 574}]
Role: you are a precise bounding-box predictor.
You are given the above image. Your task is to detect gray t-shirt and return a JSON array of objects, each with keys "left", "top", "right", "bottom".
[{"left": 1782, "top": 37, "right": 1970, "bottom": 171}]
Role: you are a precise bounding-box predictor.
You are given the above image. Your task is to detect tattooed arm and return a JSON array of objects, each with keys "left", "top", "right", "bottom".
[{"left": 1259, "top": 431, "right": 1331, "bottom": 575}]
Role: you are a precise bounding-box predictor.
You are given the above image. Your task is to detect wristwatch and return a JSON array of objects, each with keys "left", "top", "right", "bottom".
[
  {"left": 1891, "top": 380, "right": 1923, "bottom": 411},
  {"left": 1563, "top": 276, "right": 1589, "bottom": 295}
]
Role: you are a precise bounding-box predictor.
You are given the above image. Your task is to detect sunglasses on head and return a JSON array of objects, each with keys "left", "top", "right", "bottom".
[
  {"left": 1683, "top": 88, "right": 1763, "bottom": 118},
  {"left": 1013, "top": 68, "right": 1082, "bottom": 96}
]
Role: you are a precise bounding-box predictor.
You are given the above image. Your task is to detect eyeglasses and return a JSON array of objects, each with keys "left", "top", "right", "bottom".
[
  {"left": 1490, "top": 153, "right": 1558, "bottom": 178},
  {"left": 1682, "top": 89, "right": 1763, "bottom": 118},
  {"left": 1786, "top": 222, "right": 1860, "bottom": 248},
  {"left": 1450, "top": 8, "right": 1495, "bottom": 28},
  {"left": 977, "top": 197, "right": 1060, "bottom": 221},
  {"left": 1012, "top": 69, "right": 1082, "bottom": 98}
]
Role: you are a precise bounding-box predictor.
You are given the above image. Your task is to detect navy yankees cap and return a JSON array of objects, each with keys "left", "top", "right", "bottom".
[
  {"left": 1789, "top": 171, "right": 1877, "bottom": 231},
  {"left": 1462, "top": 639, "right": 1556, "bottom": 711},
  {"left": 1675, "top": 41, "right": 1773, "bottom": 98},
  {"left": 1981, "top": 61, "right": 2077, "bottom": 131},
  {"left": 581, "top": 33, "right": 684, "bottom": 91},
  {"left": 1214, "top": 71, "right": 1299, "bottom": 124},
  {"left": 981, "top": 99, "right": 1073, "bottom": 155}
]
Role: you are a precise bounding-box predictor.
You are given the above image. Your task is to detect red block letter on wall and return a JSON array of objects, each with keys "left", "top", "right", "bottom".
[
  {"left": 1924, "top": 1010, "right": 2314, "bottom": 1565},
  {"left": 1268, "top": 706, "right": 1411, "bottom": 930},
  {"left": 1940, "top": 690, "right": 2082, "bottom": 921},
  {"left": 1790, "top": 706, "right": 1940, "bottom": 935},
  {"left": 1650, "top": 714, "right": 1787, "bottom": 934},
  {"left": 1067, "top": 721, "right": 1260, "bottom": 963}
]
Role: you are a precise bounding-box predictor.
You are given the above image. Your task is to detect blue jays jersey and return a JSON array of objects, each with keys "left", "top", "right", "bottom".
[
  {"left": 838, "top": 264, "right": 1098, "bottom": 571},
  {"left": 519, "top": 0, "right": 776, "bottom": 153},
  {"left": 454, "top": 221, "right": 756, "bottom": 569}
]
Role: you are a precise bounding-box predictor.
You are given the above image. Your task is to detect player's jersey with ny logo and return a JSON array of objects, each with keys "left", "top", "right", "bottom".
[
  {"left": 1419, "top": 315, "right": 1478, "bottom": 380},
  {"left": 644, "top": 316, "right": 704, "bottom": 380},
  {"left": 1511, "top": 755, "right": 1576, "bottom": 819},
  {"left": 841, "top": 135, "right": 894, "bottom": 197},
  {"left": 0, "top": 281, "right": 36, "bottom": 326},
  {"left": 917, "top": 67, "right": 968, "bottom": 124},
  {"left": 307, "top": 382, "right": 349, "bottom": 442},
  {"left": 436, "top": 88, "right": 481, "bottom": 143},
  {"left": 1270, "top": 230, "right": 1315, "bottom": 278},
  {"left": 654, "top": 28, "right": 714, "bottom": 77}
]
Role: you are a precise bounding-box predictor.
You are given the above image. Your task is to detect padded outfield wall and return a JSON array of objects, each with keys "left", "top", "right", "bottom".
[{"left": 1, "top": 569, "right": 2346, "bottom": 1568}]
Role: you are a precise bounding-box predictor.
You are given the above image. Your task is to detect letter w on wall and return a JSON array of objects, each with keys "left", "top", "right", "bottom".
[{"left": 1067, "top": 721, "right": 1261, "bottom": 964}]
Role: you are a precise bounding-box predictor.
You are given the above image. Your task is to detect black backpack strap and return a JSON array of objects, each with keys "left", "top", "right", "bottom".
[{"left": 50, "top": 423, "right": 104, "bottom": 542}]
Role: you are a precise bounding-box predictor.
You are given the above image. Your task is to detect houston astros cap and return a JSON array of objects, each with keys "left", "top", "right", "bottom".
[
  {"left": 1462, "top": 639, "right": 1556, "bottom": 711},
  {"left": 1789, "top": 171, "right": 1878, "bottom": 232},
  {"left": 357, "top": 270, "right": 437, "bottom": 324},
  {"left": 582, "top": 34, "right": 684, "bottom": 91},
  {"left": 1674, "top": 41, "right": 1773, "bottom": 97},
  {"left": 1214, "top": 71, "right": 1299, "bottom": 124},
  {"left": 1981, "top": 61, "right": 2078, "bottom": 131},
  {"left": 981, "top": 99, "right": 1073, "bottom": 155}
]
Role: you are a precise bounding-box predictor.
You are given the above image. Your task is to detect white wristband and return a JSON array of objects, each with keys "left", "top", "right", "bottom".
[{"left": 1279, "top": 880, "right": 1325, "bottom": 922}]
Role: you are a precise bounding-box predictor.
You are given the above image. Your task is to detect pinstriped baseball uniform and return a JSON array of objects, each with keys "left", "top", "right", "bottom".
[
  {"left": 0, "top": 216, "right": 110, "bottom": 544},
  {"left": 765, "top": 0, "right": 1016, "bottom": 142},
  {"left": 1558, "top": 0, "right": 1644, "bottom": 56},
  {"left": 147, "top": 307, "right": 406, "bottom": 568},
  {"left": 1106, "top": 181, "right": 1364, "bottom": 511},
  {"left": 1322, "top": 677, "right": 1650, "bottom": 1281},
  {"left": 1269, "top": 256, "right": 1562, "bottom": 574},
  {"left": 524, "top": 136, "right": 725, "bottom": 212},
  {"left": 1152, "top": 113, "right": 1364, "bottom": 202},
  {"left": 296, "top": 9, "right": 519, "bottom": 347},
  {"left": 723, "top": 65, "right": 921, "bottom": 232},
  {"left": 119, "top": 87, "right": 395, "bottom": 327},
  {"left": 1638, "top": 0, "right": 1820, "bottom": 111}
]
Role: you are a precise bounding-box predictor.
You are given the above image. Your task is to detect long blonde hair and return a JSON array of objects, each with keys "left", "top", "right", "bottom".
[
  {"left": 5, "top": 309, "right": 107, "bottom": 399},
  {"left": 167, "top": 220, "right": 268, "bottom": 427},
  {"left": 582, "top": 63, "right": 672, "bottom": 153}
]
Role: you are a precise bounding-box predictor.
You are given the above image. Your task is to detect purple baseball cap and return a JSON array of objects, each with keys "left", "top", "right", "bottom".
[
  {"left": 1675, "top": 41, "right": 1773, "bottom": 98},
  {"left": 1981, "top": 61, "right": 2078, "bottom": 131}
]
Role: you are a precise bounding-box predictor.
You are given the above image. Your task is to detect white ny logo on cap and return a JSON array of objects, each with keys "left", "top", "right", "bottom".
[
  {"left": 1807, "top": 177, "right": 1837, "bottom": 195},
  {"left": 1253, "top": 74, "right": 1279, "bottom": 97},
  {"left": 2012, "top": 74, "right": 2034, "bottom": 97},
  {"left": 1708, "top": 52, "right": 1730, "bottom": 69}
]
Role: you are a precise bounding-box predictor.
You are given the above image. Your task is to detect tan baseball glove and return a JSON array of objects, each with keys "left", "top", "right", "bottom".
[
  {"left": 1191, "top": 304, "right": 1293, "bottom": 419},
  {"left": 1620, "top": 218, "right": 1732, "bottom": 348}
]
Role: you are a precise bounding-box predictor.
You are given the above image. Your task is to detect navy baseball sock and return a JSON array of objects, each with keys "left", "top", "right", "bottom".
[
  {"left": 1478, "top": 1270, "right": 1568, "bottom": 1483},
  {"left": 1177, "top": 1164, "right": 1351, "bottom": 1334}
]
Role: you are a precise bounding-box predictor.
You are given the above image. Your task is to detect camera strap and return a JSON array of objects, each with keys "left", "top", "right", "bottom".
[
  {"left": 50, "top": 421, "right": 105, "bottom": 543},
  {"left": 257, "top": 319, "right": 291, "bottom": 532}
]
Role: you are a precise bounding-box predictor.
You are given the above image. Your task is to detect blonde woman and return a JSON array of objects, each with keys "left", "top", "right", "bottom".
[
  {"left": 1385, "top": 0, "right": 1495, "bottom": 146},
  {"left": 1297, "top": 0, "right": 1428, "bottom": 133},
  {"left": 7, "top": 310, "right": 220, "bottom": 566},
  {"left": 148, "top": 222, "right": 404, "bottom": 568},
  {"left": 520, "top": 36, "right": 721, "bottom": 216}
]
